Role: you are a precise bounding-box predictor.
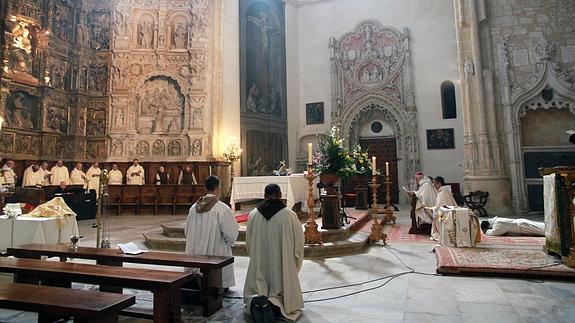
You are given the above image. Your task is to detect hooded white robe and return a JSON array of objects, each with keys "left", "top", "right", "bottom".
[
  {"left": 108, "top": 169, "right": 123, "bottom": 185},
  {"left": 22, "top": 165, "right": 36, "bottom": 187},
  {"left": 184, "top": 194, "right": 239, "bottom": 288},
  {"left": 413, "top": 177, "right": 437, "bottom": 225},
  {"left": 39, "top": 168, "right": 51, "bottom": 186},
  {"left": 244, "top": 206, "right": 305, "bottom": 321},
  {"left": 486, "top": 217, "right": 545, "bottom": 236},
  {"left": 86, "top": 167, "right": 101, "bottom": 195},
  {"left": 2, "top": 165, "right": 16, "bottom": 185},
  {"left": 50, "top": 165, "right": 70, "bottom": 185},
  {"left": 431, "top": 185, "right": 458, "bottom": 241},
  {"left": 70, "top": 168, "right": 87, "bottom": 186},
  {"left": 126, "top": 165, "right": 145, "bottom": 185}
]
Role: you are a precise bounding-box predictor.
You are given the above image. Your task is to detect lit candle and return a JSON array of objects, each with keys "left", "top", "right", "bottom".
[
  {"left": 371, "top": 156, "right": 376, "bottom": 176},
  {"left": 386, "top": 162, "right": 389, "bottom": 176},
  {"left": 307, "top": 143, "right": 313, "bottom": 165}
]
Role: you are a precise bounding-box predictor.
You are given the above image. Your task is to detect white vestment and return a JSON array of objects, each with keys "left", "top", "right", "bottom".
[
  {"left": 437, "top": 206, "right": 480, "bottom": 247},
  {"left": 244, "top": 207, "right": 304, "bottom": 321},
  {"left": 39, "top": 169, "right": 51, "bottom": 186},
  {"left": 50, "top": 165, "right": 70, "bottom": 185},
  {"left": 31, "top": 170, "right": 44, "bottom": 186},
  {"left": 184, "top": 194, "right": 239, "bottom": 288},
  {"left": 108, "top": 169, "right": 123, "bottom": 185},
  {"left": 486, "top": 217, "right": 545, "bottom": 236},
  {"left": 126, "top": 165, "right": 145, "bottom": 185},
  {"left": 22, "top": 166, "right": 36, "bottom": 187},
  {"left": 70, "top": 169, "right": 87, "bottom": 186},
  {"left": 86, "top": 167, "right": 101, "bottom": 195},
  {"left": 2, "top": 165, "right": 16, "bottom": 185},
  {"left": 413, "top": 178, "right": 437, "bottom": 225},
  {"left": 431, "top": 185, "right": 458, "bottom": 241}
]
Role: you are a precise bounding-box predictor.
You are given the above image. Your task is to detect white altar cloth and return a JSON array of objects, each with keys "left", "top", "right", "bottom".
[
  {"left": 230, "top": 174, "right": 319, "bottom": 211},
  {"left": 0, "top": 215, "right": 79, "bottom": 252}
]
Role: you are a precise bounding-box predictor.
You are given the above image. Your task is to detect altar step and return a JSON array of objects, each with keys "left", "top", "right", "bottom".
[{"left": 143, "top": 208, "right": 373, "bottom": 258}]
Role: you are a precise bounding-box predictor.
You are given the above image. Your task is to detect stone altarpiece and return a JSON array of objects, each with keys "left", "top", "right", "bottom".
[
  {"left": 109, "top": 0, "right": 216, "bottom": 162},
  {"left": 328, "top": 21, "right": 419, "bottom": 190}
]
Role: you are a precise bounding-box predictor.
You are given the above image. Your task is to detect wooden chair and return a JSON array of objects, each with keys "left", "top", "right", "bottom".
[
  {"left": 140, "top": 186, "right": 158, "bottom": 214},
  {"left": 121, "top": 185, "right": 141, "bottom": 215},
  {"left": 157, "top": 185, "right": 178, "bottom": 215},
  {"left": 464, "top": 191, "right": 489, "bottom": 217},
  {"left": 106, "top": 185, "right": 122, "bottom": 215}
]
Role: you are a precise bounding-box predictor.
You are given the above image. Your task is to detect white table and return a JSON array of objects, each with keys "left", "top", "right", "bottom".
[
  {"left": 0, "top": 215, "right": 79, "bottom": 252},
  {"left": 230, "top": 174, "right": 319, "bottom": 211}
]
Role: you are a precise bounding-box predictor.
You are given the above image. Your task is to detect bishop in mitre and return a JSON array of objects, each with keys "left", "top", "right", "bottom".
[
  {"left": 86, "top": 162, "right": 101, "bottom": 195},
  {"left": 408, "top": 172, "right": 437, "bottom": 227},
  {"left": 70, "top": 163, "right": 87, "bottom": 186},
  {"left": 126, "top": 159, "right": 145, "bottom": 185},
  {"left": 184, "top": 175, "right": 239, "bottom": 288},
  {"left": 50, "top": 160, "right": 70, "bottom": 185},
  {"left": 108, "top": 163, "right": 123, "bottom": 185},
  {"left": 244, "top": 183, "right": 304, "bottom": 322}
]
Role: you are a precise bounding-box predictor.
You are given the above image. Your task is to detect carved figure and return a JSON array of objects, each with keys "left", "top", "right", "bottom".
[
  {"left": 114, "top": 108, "right": 124, "bottom": 126},
  {"left": 151, "top": 108, "right": 164, "bottom": 132},
  {"left": 192, "top": 109, "right": 203, "bottom": 126},
  {"left": 191, "top": 139, "right": 202, "bottom": 156},
  {"left": 168, "top": 140, "right": 182, "bottom": 156},
  {"left": 247, "top": 83, "right": 258, "bottom": 112},
  {"left": 152, "top": 140, "right": 165, "bottom": 156},
  {"left": 136, "top": 141, "right": 149, "bottom": 156},
  {"left": 112, "top": 140, "right": 123, "bottom": 156},
  {"left": 172, "top": 23, "right": 187, "bottom": 48},
  {"left": 138, "top": 21, "right": 153, "bottom": 48},
  {"left": 12, "top": 22, "right": 32, "bottom": 54},
  {"left": 114, "top": 9, "right": 127, "bottom": 35},
  {"left": 6, "top": 92, "right": 34, "bottom": 129},
  {"left": 464, "top": 57, "right": 475, "bottom": 78}
]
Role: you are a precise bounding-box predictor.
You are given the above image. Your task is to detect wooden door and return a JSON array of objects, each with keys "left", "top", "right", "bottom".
[{"left": 359, "top": 137, "right": 399, "bottom": 204}]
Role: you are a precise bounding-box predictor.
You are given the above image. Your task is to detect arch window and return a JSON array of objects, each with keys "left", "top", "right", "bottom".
[{"left": 441, "top": 81, "right": 457, "bottom": 119}]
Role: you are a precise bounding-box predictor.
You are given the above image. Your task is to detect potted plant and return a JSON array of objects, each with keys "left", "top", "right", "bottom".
[{"left": 314, "top": 126, "right": 356, "bottom": 193}]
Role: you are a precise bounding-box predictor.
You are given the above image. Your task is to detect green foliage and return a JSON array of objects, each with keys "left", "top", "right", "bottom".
[
  {"left": 352, "top": 144, "right": 371, "bottom": 175},
  {"left": 313, "top": 126, "right": 356, "bottom": 178}
]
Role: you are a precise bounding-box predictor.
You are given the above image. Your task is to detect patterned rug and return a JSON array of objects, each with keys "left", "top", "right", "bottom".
[
  {"left": 435, "top": 246, "right": 575, "bottom": 280},
  {"left": 359, "top": 222, "right": 546, "bottom": 246}
]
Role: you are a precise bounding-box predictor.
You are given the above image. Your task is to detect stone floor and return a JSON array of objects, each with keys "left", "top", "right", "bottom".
[{"left": 1, "top": 206, "right": 574, "bottom": 322}]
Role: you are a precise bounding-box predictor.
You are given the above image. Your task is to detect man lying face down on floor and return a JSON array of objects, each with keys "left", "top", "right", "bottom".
[
  {"left": 244, "top": 183, "right": 305, "bottom": 322},
  {"left": 481, "top": 217, "right": 545, "bottom": 236}
]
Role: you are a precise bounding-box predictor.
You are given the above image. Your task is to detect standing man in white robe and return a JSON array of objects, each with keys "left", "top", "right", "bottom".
[
  {"left": 21, "top": 163, "right": 37, "bottom": 187},
  {"left": 50, "top": 160, "right": 70, "bottom": 185},
  {"left": 430, "top": 176, "right": 458, "bottom": 241},
  {"left": 38, "top": 162, "right": 51, "bottom": 186},
  {"left": 108, "top": 163, "right": 123, "bottom": 185},
  {"left": 2, "top": 160, "right": 17, "bottom": 186},
  {"left": 184, "top": 175, "right": 239, "bottom": 288},
  {"left": 126, "top": 159, "right": 145, "bottom": 185},
  {"left": 70, "top": 163, "right": 87, "bottom": 186},
  {"left": 86, "top": 162, "right": 101, "bottom": 196},
  {"left": 481, "top": 217, "right": 545, "bottom": 236},
  {"left": 407, "top": 172, "right": 437, "bottom": 227},
  {"left": 244, "top": 183, "right": 304, "bottom": 322}
]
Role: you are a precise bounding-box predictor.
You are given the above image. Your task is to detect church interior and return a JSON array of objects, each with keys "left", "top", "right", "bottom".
[{"left": 0, "top": 0, "right": 574, "bottom": 322}]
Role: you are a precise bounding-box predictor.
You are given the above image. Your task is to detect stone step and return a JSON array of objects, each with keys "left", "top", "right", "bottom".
[{"left": 143, "top": 229, "right": 370, "bottom": 259}]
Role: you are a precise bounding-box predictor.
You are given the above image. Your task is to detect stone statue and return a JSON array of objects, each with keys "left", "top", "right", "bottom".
[
  {"left": 6, "top": 92, "right": 34, "bottom": 129},
  {"left": 152, "top": 108, "right": 164, "bottom": 132},
  {"left": 192, "top": 109, "right": 203, "bottom": 126},
  {"left": 12, "top": 22, "right": 32, "bottom": 54},
  {"left": 168, "top": 140, "right": 182, "bottom": 156},
  {"left": 138, "top": 21, "right": 153, "bottom": 48},
  {"left": 172, "top": 23, "right": 187, "bottom": 48},
  {"left": 191, "top": 139, "right": 202, "bottom": 156},
  {"left": 114, "top": 108, "right": 124, "bottom": 126},
  {"left": 136, "top": 141, "right": 149, "bottom": 156},
  {"left": 152, "top": 140, "right": 165, "bottom": 156},
  {"left": 464, "top": 57, "right": 475, "bottom": 78}
]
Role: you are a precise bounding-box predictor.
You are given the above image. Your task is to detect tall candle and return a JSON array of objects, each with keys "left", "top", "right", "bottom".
[
  {"left": 307, "top": 143, "right": 313, "bottom": 165},
  {"left": 371, "top": 156, "right": 376, "bottom": 176},
  {"left": 386, "top": 162, "right": 389, "bottom": 176}
]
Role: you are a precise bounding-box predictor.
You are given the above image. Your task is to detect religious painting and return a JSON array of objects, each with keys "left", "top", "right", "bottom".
[
  {"left": 88, "top": 11, "right": 110, "bottom": 50},
  {"left": 4, "top": 91, "right": 39, "bottom": 130},
  {"left": 245, "top": 129, "right": 286, "bottom": 176},
  {"left": 306, "top": 102, "right": 324, "bottom": 125},
  {"left": 426, "top": 128, "right": 455, "bottom": 150}
]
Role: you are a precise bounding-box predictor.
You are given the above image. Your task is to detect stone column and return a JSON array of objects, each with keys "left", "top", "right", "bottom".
[{"left": 454, "top": 0, "right": 512, "bottom": 215}]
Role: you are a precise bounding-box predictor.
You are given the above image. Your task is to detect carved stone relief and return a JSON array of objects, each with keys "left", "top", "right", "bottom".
[
  {"left": 168, "top": 140, "right": 183, "bottom": 156},
  {"left": 46, "top": 106, "right": 68, "bottom": 134},
  {"left": 191, "top": 139, "right": 202, "bottom": 156},
  {"left": 88, "top": 11, "right": 111, "bottom": 50},
  {"left": 136, "top": 140, "right": 150, "bottom": 156},
  {"left": 4, "top": 91, "right": 39, "bottom": 129},
  {"left": 15, "top": 135, "right": 41, "bottom": 156},
  {"left": 86, "top": 110, "right": 106, "bottom": 136},
  {"left": 87, "top": 141, "right": 107, "bottom": 159},
  {"left": 111, "top": 139, "right": 124, "bottom": 156},
  {"left": 152, "top": 140, "right": 166, "bottom": 156}
]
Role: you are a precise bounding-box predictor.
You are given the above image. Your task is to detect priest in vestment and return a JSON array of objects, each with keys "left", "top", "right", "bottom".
[
  {"left": 184, "top": 175, "right": 239, "bottom": 288},
  {"left": 482, "top": 217, "right": 545, "bottom": 236},
  {"left": 39, "top": 162, "right": 52, "bottom": 186},
  {"left": 108, "top": 163, "right": 123, "bottom": 185},
  {"left": 154, "top": 166, "right": 170, "bottom": 185},
  {"left": 244, "top": 183, "right": 304, "bottom": 322},
  {"left": 126, "top": 159, "right": 145, "bottom": 185},
  {"left": 2, "top": 160, "right": 17, "bottom": 186},
  {"left": 178, "top": 166, "right": 197, "bottom": 185},
  {"left": 86, "top": 162, "right": 101, "bottom": 196},
  {"left": 50, "top": 160, "right": 70, "bottom": 185},
  {"left": 430, "top": 176, "right": 458, "bottom": 241},
  {"left": 70, "top": 163, "right": 87, "bottom": 186},
  {"left": 408, "top": 172, "right": 437, "bottom": 227},
  {"left": 21, "top": 164, "right": 37, "bottom": 187}
]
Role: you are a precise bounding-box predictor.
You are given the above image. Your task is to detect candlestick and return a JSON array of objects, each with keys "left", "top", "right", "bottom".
[
  {"left": 381, "top": 173, "right": 397, "bottom": 225},
  {"left": 371, "top": 156, "right": 376, "bottom": 176},
  {"left": 304, "top": 165, "right": 322, "bottom": 245},
  {"left": 385, "top": 162, "right": 389, "bottom": 176},
  {"left": 368, "top": 175, "right": 386, "bottom": 244},
  {"left": 307, "top": 143, "right": 313, "bottom": 165}
]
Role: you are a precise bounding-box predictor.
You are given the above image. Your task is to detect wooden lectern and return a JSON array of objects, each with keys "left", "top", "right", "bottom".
[
  {"left": 408, "top": 194, "right": 431, "bottom": 235},
  {"left": 540, "top": 166, "right": 575, "bottom": 268}
]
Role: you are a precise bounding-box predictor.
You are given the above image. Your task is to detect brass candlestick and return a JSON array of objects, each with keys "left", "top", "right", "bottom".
[
  {"left": 368, "top": 175, "right": 385, "bottom": 244},
  {"left": 223, "top": 141, "right": 242, "bottom": 196},
  {"left": 382, "top": 174, "right": 396, "bottom": 225},
  {"left": 304, "top": 165, "right": 322, "bottom": 245}
]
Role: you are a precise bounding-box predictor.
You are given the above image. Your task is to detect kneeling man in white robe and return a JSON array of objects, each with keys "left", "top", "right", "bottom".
[
  {"left": 184, "top": 175, "right": 239, "bottom": 288},
  {"left": 244, "top": 183, "right": 304, "bottom": 322},
  {"left": 430, "top": 176, "right": 458, "bottom": 241},
  {"left": 481, "top": 217, "right": 545, "bottom": 236},
  {"left": 407, "top": 172, "right": 437, "bottom": 227}
]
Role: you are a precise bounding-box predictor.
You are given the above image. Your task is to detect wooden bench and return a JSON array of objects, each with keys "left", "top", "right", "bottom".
[
  {"left": 8, "top": 243, "right": 233, "bottom": 316},
  {"left": 0, "top": 282, "right": 135, "bottom": 323},
  {"left": 0, "top": 257, "right": 194, "bottom": 323}
]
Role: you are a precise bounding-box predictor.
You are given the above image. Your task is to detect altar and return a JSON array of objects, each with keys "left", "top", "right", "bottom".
[
  {"left": 230, "top": 174, "right": 319, "bottom": 211},
  {"left": 0, "top": 215, "right": 79, "bottom": 252}
]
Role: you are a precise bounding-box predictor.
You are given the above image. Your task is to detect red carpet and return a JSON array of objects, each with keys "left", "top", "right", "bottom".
[
  {"left": 435, "top": 246, "right": 575, "bottom": 280},
  {"left": 359, "top": 223, "right": 545, "bottom": 245}
]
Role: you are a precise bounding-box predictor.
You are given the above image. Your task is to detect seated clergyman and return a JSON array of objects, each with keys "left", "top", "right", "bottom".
[
  {"left": 430, "top": 176, "right": 458, "bottom": 241},
  {"left": 481, "top": 217, "right": 545, "bottom": 236}
]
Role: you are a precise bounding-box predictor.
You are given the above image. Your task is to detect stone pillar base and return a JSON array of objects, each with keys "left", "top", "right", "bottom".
[{"left": 463, "top": 175, "right": 513, "bottom": 216}]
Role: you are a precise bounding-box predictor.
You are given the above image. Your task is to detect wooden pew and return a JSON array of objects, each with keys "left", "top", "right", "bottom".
[
  {"left": 121, "top": 185, "right": 141, "bottom": 214},
  {"left": 157, "top": 185, "right": 178, "bottom": 215},
  {"left": 0, "top": 257, "right": 194, "bottom": 323},
  {"left": 0, "top": 282, "right": 135, "bottom": 323},
  {"left": 9, "top": 243, "right": 233, "bottom": 316},
  {"left": 140, "top": 186, "right": 157, "bottom": 214}
]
